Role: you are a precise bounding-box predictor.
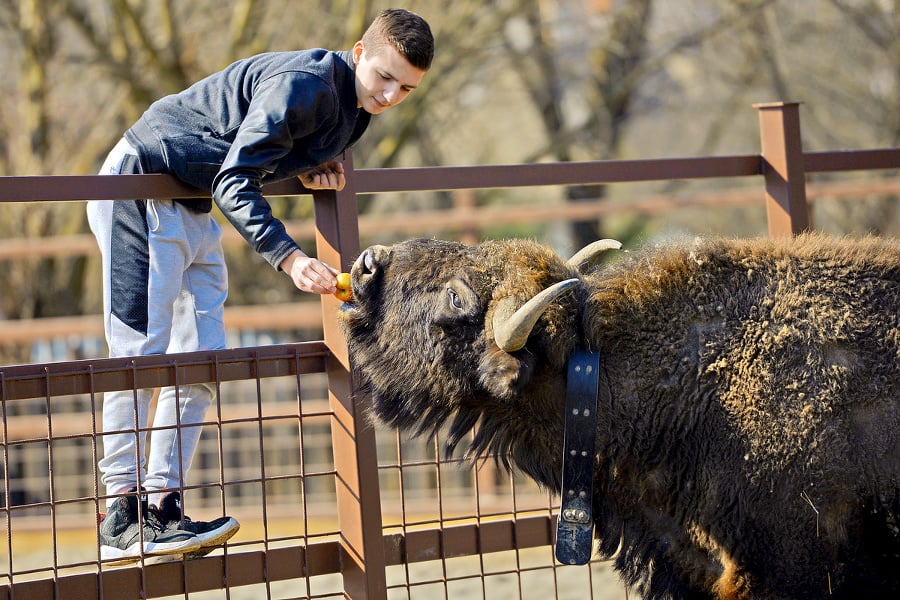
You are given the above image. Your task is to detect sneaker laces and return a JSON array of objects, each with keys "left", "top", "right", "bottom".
[{"left": 144, "top": 505, "right": 170, "bottom": 533}]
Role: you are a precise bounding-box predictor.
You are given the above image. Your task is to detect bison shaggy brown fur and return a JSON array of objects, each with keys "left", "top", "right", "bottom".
[{"left": 337, "top": 233, "right": 899, "bottom": 599}]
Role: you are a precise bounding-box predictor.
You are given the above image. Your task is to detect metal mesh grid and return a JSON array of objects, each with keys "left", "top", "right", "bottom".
[
  {"left": 0, "top": 342, "right": 633, "bottom": 600},
  {"left": 0, "top": 344, "right": 350, "bottom": 599},
  {"left": 375, "top": 427, "right": 629, "bottom": 599}
]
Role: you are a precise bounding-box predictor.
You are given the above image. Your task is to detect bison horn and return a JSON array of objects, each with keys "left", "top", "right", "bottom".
[
  {"left": 492, "top": 278, "right": 579, "bottom": 352},
  {"left": 567, "top": 238, "right": 622, "bottom": 273}
]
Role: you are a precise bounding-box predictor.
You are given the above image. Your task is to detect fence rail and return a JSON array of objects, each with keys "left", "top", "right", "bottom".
[
  {"left": 1, "top": 102, "right": 899, "bottom": 599},
  {"left": 3, "top": 175, "right": 900, "bottom": 349}
]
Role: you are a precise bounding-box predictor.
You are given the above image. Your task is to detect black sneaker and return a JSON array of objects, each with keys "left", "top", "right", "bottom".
[
  {"left": 99, "top": 489, "right": 201, "bottom": 565},
  {"left": 154, "top": 491, "right": 240, "bottom": 558}
]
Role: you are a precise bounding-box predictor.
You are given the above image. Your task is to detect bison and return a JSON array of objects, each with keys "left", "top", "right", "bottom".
[{"left": 337, "top": 233, "right": 899, "bottom": 599}]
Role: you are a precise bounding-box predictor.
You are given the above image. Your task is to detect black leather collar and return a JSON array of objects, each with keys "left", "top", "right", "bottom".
[{"left": 555, "top": 348, "right": 602, "bottom": 565}]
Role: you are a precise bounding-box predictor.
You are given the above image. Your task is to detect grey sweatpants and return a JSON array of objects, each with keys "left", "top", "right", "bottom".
[{"left": 88, "top": 138, "right": 228, "bottom": 507}]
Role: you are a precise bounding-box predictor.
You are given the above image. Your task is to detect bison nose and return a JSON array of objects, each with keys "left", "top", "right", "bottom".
[
  {"left": 356, "top": 245, "right": 388, "bottom": 276},
  {"left": 351, "top": 245, "right": 391, "bottom": 299},
  {"left": 363, "top": 247, "right": 378, "bottom": 273}
]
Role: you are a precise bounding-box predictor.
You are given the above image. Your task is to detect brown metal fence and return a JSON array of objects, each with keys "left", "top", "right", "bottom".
[{"left": 0, "top": 102, "right": 898, "bottom": 599}]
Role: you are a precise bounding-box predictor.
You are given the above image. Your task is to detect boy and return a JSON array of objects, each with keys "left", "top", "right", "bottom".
[{"left": 88, "top": 8, "right": 433, "bottom": 563}]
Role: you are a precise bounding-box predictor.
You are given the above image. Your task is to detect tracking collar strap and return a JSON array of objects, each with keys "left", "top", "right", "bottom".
[{"left": 555, "top": 348, "right": 601, "bottom": 566}]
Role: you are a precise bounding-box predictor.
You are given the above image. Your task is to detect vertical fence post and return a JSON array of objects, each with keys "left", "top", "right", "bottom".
[
  {"left": 754, "top": 101, "right": 810, "bottom": 237},
  {"left": 454, "top": 189, "right": 479, "bottom": 245},
  {"left": 314, "top": 150, "right": 388, "bottom": 600}
]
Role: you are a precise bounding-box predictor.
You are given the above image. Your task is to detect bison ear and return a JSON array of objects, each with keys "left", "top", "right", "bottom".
[{"left": 477, "top": 345, "right": 536, "bottom": 399}]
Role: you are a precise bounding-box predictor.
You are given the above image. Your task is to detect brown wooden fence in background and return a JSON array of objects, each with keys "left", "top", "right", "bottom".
[{"left": 0, "top": 102, "right": 898, "bottom": 599}]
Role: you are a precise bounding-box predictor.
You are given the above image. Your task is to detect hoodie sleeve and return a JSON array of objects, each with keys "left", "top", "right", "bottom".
[{"left": 212, "top": 72, "right": 337, "bottom": 269}]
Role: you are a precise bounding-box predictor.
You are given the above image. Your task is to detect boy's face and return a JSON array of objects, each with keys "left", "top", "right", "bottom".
[{"left": 353, "top": 41, "right": 426, "bottom": 114}]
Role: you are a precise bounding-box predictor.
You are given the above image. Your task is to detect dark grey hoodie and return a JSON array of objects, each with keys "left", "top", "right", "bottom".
[{"left": 125, "top": 49, "right": 369, "bottom": 269}]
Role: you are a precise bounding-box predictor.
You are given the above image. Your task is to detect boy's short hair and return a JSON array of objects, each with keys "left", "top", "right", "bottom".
[{"left": 362, "top": 8, "right": 434, "bottom": 71}]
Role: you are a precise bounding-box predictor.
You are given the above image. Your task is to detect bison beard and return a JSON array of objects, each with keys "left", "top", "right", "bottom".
[{"left": 338, "top": 233, "right": 900, "bottom": 600}]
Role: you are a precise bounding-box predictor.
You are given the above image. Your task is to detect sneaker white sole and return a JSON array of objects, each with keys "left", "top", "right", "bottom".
[
  {"left": 101, "top": 537, "right": 203, "bottom": 566},
  {"left": 186, "top": 518, "right": 240, "bottom": 559}
]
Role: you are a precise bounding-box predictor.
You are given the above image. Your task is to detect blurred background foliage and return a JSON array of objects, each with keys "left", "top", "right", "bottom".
[{"left": 0, "top": 0, "right": 897, "bottom": 357}]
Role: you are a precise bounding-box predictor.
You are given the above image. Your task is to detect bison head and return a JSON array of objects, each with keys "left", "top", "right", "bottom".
[{"left": 337, "top": 237, "right": 620, "bottom": 484}]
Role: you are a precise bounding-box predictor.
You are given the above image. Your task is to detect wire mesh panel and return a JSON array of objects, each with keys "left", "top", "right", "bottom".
[
  {"left": 0, "top": 343, "right": 349, "bottom": 600},
  {"left": 0, "top": 346, "right": 611, "bottom": 598},
  {"left": 375, "top": 427, "right": 632, "bottom": 600},
  {"left": 0, "top": 341, "right": 636, "bottom": 600}
]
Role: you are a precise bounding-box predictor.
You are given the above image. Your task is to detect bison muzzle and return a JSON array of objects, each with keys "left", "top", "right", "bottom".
[{"left": 337, "top": 233, "right": 900, "bottom": 599}]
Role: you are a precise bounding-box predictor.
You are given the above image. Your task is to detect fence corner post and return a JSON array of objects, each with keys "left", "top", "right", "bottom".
[
  {"left": 313, "top": 150, "right": 388, "bottom": 600},
  {"left": 754, "top": 101, "right": 810, "bottom": 237}
]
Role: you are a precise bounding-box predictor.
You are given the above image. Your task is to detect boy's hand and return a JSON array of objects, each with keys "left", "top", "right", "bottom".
[
  {"left": 280, "top": 250, "right": 339, "bottom": 294},
  {"left": 299, "top": 161, "right": 346, "bottom": 191}
]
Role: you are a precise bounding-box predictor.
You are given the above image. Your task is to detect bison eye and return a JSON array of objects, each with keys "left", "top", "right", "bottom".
[
  {"left": 440, "top": 278, "right": 480, "bottom": 319},
  {"left": 448, "top": 288, "right": 463, "bottom": 310}
]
